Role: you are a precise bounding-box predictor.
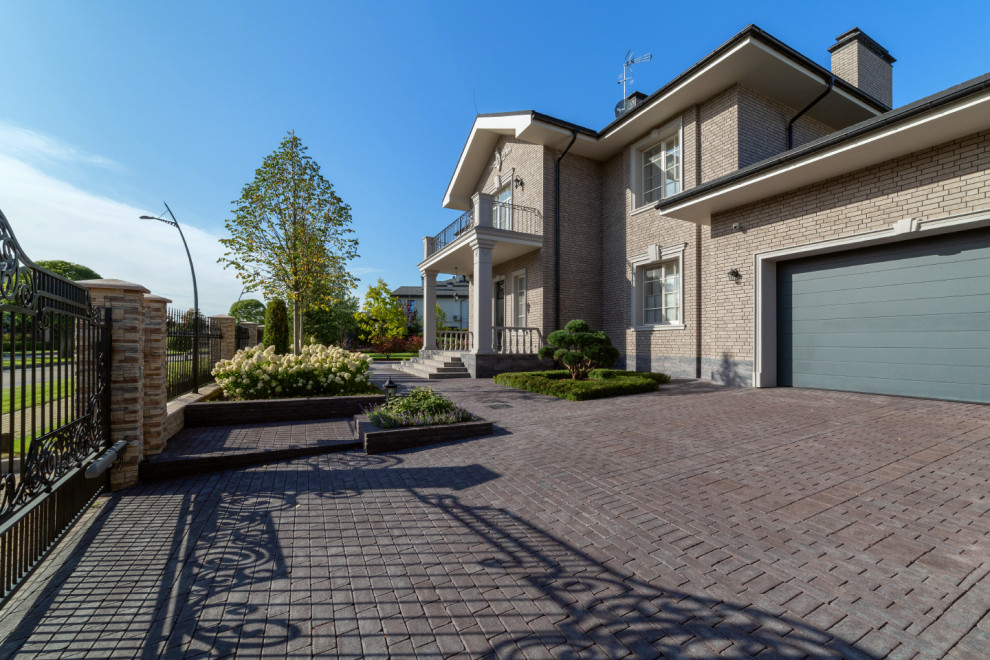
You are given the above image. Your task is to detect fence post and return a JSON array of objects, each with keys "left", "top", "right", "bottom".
[
  {"left": 211, "top": 315, "right": 238, "bottom": 362},
  {"left": 241, "top": 322, "right": 259, "bottom": 348},
  {"left": 78, "top": 279, "right": 150, "bottom": 490},
  {"left": 142, "top": 294, "right": 170, "bottom": 456}
]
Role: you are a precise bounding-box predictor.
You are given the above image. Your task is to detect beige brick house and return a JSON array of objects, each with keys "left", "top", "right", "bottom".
[{"left": 407, "top": 25, "right": 990, "bottom": 404}]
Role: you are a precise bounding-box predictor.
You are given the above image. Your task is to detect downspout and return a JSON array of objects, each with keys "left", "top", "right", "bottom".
[
  {"left": 555, "top": 129, "right": 578, "bottom": 331},
  {"left": 788, "top": 75, "right": 834, "bottom": 149}
]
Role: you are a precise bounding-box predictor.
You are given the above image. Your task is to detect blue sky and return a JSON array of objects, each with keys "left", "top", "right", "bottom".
[{"left": 0, "top": 1, "right": 987, "bottom": 314}]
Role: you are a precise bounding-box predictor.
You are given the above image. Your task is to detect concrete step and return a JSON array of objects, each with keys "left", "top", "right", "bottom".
[{"left": 399, "top": 357, "right": 470, "bottom": 379}]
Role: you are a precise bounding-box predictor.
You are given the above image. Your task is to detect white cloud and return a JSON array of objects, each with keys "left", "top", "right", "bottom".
[{"left": 0, "top": 130, "right": 242, "bottom": 315}]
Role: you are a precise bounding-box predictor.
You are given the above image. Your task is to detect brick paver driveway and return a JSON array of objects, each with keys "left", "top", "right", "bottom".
[{"left": 1, "top": 371, "right": 988, "bottom": 658}]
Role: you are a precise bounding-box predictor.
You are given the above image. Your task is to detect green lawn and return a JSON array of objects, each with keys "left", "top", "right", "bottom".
[
  {"left": 363, "top": 352, "right": 417, "bottom": 360},
  {"left": 1, "top": 379, "right": 74, "bottom": 415}
]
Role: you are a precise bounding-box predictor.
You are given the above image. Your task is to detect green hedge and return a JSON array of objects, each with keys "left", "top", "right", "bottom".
[{"left": 493, "top": 369, "right": 670, "bottom": 401}]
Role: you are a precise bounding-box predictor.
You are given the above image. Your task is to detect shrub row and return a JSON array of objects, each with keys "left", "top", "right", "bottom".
[{"left": 493, "top": 369, "right": 670, "bottom": 401}]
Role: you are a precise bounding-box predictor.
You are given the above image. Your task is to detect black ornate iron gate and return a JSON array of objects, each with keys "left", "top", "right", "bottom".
[{"left": 0, "top": 209, "right": 111, "bottom": 606}]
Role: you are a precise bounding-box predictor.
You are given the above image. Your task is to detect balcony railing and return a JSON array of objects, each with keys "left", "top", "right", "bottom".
[
  {"left": 427, "top": 201, "right": 543, "bottom": 258},
  {"left": 493, "top": 326, "right": 544, "bottom": 354},
  {"left": 437, "top": 330, "right": 472, "bottom": 351}
]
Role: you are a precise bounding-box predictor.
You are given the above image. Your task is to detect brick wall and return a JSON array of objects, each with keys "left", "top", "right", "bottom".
[
  {"left": 737, "top": 86, "right": 835, "bottom": 164},
  {"left": 702, "top": 130, "right": 990, "bottom": 384}
]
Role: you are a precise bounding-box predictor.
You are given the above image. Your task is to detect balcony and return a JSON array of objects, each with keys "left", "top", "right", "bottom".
[{"left": 421, "top": 197, "right": 544, "bottom": 273}]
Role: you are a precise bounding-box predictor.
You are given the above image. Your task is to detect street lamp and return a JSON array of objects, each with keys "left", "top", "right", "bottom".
[{"left": 140, "top": 202, "right": 201, "bottom": 392}]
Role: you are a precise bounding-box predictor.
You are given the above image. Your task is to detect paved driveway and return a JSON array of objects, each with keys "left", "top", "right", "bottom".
[{"left": 1, "top": 371, "right": 988, "bottom": 658}]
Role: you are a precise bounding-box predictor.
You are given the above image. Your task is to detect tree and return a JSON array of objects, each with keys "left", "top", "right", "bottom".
[
  {"left": 36, "top": 260, "right": 101, "bottom": 281},
  {"left": 538, "top": 319, "right": 620, "bottom": 380},
  {"left": 263, "top": 300, "right": 290, "bottom": 354},
  {"left": 435, "top": 304, "right": 448, "bottom": 331},
  {"left": 219, "top": 131, "right": 359, "bottom": 355},
  {"left": 355, "top": 279, "right": 406, "bottom": 345},
  {"left": 303, "top": 296, "right": 360, "bottom": 346},
  {"left": 229, "top": 299, "right": 266, "bottom": 324}
]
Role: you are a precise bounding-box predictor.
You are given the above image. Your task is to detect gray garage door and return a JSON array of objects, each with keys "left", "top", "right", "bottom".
[{"left": 777, "top": 226, "right": 990, "bottom": 404}]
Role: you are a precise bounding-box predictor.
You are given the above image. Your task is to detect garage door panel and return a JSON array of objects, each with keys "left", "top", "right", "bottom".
[
  {"left": 777, "top": 227, "right": 990, "bottom": 403},
  {"left": 787, "top": 312, "right": 990, "bottom": 334},
  {"left": 780, "top": 296, "right": 990, "bottom": 322},
  {"left": 781, "top": 330, "right": 990, "bottom": 350},
  {"left": 781, "top": 256, "right": 990, "bottom": 296},
  {"left": 780, "top": 275, "right": 990, "bottom": 309},
  {"left": 781, "top": 358, "right": 990, "bottom": 384}
]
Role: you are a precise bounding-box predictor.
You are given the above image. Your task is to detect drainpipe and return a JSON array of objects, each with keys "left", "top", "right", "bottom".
[
  {"left": 788, "top": 75, "right": 834, "bottom": 150},
  {"left": 555, "top": 129, "right": 577, "bottom": 331}
]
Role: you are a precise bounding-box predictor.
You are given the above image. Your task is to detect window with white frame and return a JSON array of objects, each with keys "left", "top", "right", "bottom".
[
  {"left": 514, "top": 273, "right": 526, "bottom": 326},
  {"left": 629, "top": 243, "right": 685, "bottom": 329},
  {"left": 642, "top": 260, "right": 680, "bottom": 325},
  {"left": 631, "top": 119, "right": 682, "bottom": 211},
  {"left": 494, "top": 185, "right": 512, "bottom": 230}
]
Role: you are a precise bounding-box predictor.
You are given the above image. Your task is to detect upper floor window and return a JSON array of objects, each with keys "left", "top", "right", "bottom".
[
  {"left": 642, "top": 133, "right": 681, "bottom": 204},
  {"left": 494, "top": 185, "right": 512, "bottom": 230},
  {"left": 630, "top": 118, "right": 682, "bottom": 212}
]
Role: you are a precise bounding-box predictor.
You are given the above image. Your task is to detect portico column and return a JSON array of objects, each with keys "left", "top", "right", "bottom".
[
  {"left": 422, "top": 269, "right": 438, "bottom": 351},
  {"left": 470, "top": 237, "right": 496, "bottom": 354}
]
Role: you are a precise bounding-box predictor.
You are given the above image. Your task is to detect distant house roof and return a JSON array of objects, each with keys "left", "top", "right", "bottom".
[{"left": 392, "top": 277, "right": 470, "bottom": 298}]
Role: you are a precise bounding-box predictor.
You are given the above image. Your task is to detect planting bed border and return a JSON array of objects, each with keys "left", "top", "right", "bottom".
[
  {"left": 185, "top": 394, "right": 386, "bottom": 427},
  {"left": 355, "top": 414, "right": 494, "bottom": 455}
]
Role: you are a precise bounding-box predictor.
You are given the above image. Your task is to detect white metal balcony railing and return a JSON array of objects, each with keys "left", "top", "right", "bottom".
[
  {"left": 437, "top": 330, "right": 472, "bottom": 351},
  {"left": 427, "top": 202, "right": 543, "bottom": 258},
  {"left": 493, "top": 326, "right": 543, "bottom": 354}
]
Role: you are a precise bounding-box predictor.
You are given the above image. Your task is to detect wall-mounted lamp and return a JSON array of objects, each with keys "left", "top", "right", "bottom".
[
  {"left": 728, "top": 268, "right": 742, "bottom": 282},
  {"left": 514, "top": 176, "right": 524, "bottom": 189}
]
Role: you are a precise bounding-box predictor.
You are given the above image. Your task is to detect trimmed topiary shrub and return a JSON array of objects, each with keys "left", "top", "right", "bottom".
[
  {"left": 263, "top": 299, "right": 290, "bottom": 354},
  {"left": 538, "top": 319, "right": 620, "bottom": 380},
  {"left": 494, "top": 369, "right": 670, "bottom": 401}
]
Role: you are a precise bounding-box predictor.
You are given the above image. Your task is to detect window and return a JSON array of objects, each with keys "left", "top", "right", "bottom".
[
  {"left": 514, "top": 273, "right": 526, "bottom": 326},
  {"left": 630, "top": 119, "right": 682, "bottom": 211},
  {"left": 494, "top": 185, "right": 512, "bottom": 230},
  {"left": 643, "top": 260, "right": 680, "bottom": 324},
  {"left": 642, "top": 133, "right": 681, "bottom": 204},
  {"left": 629, "top": 243, "right": 685, "bottom": 330}
]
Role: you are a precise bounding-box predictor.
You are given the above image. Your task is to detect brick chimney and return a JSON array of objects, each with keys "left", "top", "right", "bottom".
[{"left": 828, "top": 28, "right": 895, "bottom": 108}]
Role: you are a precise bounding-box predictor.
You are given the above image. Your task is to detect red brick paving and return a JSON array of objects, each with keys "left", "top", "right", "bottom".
[{"left": 0, "top": 366, "right": 988, "bottom": 658}]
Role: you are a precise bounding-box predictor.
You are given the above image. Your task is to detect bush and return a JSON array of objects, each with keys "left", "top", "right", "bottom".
[
  {"left": 372, "top": 335, "right": 407, "bottom": 359},
  {"left": 538, "top": 320, "right": 620, "bottom": 380},
  {"left": 211, "top": 344, "right": 378, "bottom": 400},
  {"left": 494, "top": 369, "right": 670, "bottom": 401},
  {"left": 364, "top": 387, "right": 474, "bottom": 429},
  {"left": 263, "top": 300, "right": 290, "bottom": 354},
  {"left": 404, "top": 335, "right": 423, "bottom": 352}
]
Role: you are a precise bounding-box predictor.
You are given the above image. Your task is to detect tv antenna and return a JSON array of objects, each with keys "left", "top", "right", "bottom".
[{"left": 618, "top": 50, "right": 652, "bottom": 100}]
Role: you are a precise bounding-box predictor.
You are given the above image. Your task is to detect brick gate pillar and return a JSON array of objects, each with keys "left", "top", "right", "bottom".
[
  {"left": 78, "top": 279, "right": 150, "bottom": 490},
  {"left": 211, "top": 314, "right": 237, "bottom": 362},
  {"left": 240, "top": 322, "right": 259, "bottom": 348},
  {"left": 142, "top": 294, "right": 170, "bottom": 456}
]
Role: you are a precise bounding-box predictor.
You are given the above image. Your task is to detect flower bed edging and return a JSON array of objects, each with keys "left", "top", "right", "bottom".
[
  {"left": 355, "top": 414, "right": 494, "bottom": 455},
  {"left": 185, "top": 394, "right": 386, "bottom": 427}
]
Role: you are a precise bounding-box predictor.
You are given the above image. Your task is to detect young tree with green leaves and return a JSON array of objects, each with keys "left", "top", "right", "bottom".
[
  {"left": 304, "top": 296, "right": 360, "bottom": 346},
  {"left": 36, "top": 260, "right": 101, "bottom": 281},
  {"left": 219, "top": 131, "right": 359, "bottom": 355},
  {"left": 435, "top": 304, "right": 448, "bottom": 331},
  {"left": 355, "top": 279, "right": 406, "bottom": 344},
  {"left": 229, "top": 298, "right": 266, "bottom": 324}
]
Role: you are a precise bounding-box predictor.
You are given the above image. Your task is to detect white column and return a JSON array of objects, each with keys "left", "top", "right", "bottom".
[
  {"left": 422, "top": 269, "right": 438, "bottom": 351},
  {"left": 422, "top": 236, "right": 434, "bottom": 260},
  {"left": 470, "top": 237, "right": 496, "bottom": 354}
]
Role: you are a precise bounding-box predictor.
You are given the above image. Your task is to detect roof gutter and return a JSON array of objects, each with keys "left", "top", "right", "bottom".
[
  {"left": 555, "top": 130, "right": 578, "bottom": 331},
  {"left": 788, "top": 75, "right": 834, "bottom": 149}
]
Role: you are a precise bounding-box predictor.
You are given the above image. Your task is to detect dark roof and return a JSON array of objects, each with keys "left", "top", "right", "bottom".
[
  {"left": 656, "top": 71, "right": 990, "bottom": 212},
  {"left": 392, "top": 278, "right": 469, "bottom": 298}
]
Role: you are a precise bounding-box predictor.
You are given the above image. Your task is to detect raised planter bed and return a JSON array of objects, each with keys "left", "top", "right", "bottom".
[
  {"left": 355, "top": 414, "right": 493, "bottom": 455},
  {"left": 185, "top": 394, "right": 386, "bottom": 427}
]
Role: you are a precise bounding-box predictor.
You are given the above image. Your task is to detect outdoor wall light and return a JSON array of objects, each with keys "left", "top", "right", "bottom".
[
  {"left": 514, "top": 176, "right": 524, "bottom": 189},
  {"left": 728, "top": 268, "right": 742, "bottom": 282},
  {"left": 383, "top": 376, "right": 398, "bottom": 400}
]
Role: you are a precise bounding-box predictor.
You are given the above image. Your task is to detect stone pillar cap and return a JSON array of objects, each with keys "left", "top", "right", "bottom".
[
  {"left": 143, "top": 294, "right": 172, "bottom": 303},
  {"left": 77, "top": 279, "right": 151, "bottom": 294},
  {"left": 209, "top": 314, "right": 236, "bottom": 319}
]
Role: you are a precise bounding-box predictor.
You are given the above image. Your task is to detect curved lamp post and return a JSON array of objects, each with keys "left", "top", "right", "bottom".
[{"left": 140, "top": 202, "right": 201, "bottom": 392}]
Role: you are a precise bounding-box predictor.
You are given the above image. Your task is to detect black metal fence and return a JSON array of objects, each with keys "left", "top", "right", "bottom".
[
  {"left": 0, "top": 209, "right": 111, "bottom": 606},
  {"left": 235, "top": 324, "right": 250, "bottom": 351},
  {"left": 166, "top": 308, "right": 221, "bottom": 400}
]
